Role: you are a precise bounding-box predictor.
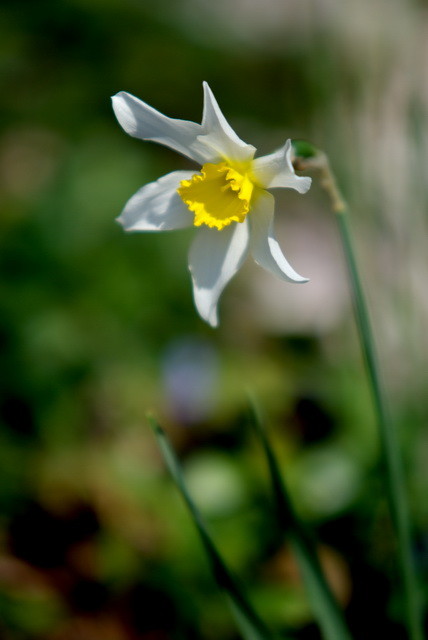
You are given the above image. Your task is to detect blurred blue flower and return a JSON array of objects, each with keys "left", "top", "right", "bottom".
[{"left": 162, "top": 337, "right": 219, "bottom": 424}]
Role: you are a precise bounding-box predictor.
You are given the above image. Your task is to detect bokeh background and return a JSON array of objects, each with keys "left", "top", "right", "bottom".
[{"left": 1, "top": 0, "right": 428, "bottom": 638}]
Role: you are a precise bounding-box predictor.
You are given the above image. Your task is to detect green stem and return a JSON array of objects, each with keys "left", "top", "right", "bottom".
[
  {"left": 336, "top": 207, "right": 422, "bottom": 640},
  {"left": 295, "top": 149, "right": 422, "bottom": 640}
]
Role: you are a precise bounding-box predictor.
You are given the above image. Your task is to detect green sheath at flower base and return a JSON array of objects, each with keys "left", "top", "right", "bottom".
[{"left": 291, "top": 140, "right": 318, "bottom": 159}]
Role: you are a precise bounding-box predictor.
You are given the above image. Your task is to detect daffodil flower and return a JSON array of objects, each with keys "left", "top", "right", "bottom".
[{"left": 112, "top": 82, "right": 311, "bottom": 326}]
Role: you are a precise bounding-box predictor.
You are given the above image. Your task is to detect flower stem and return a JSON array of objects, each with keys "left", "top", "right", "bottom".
[{"left": 294, "top": 149, "right": 423, "bottom": 640}]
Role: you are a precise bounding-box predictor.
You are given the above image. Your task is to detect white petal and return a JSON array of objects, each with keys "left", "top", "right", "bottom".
[
  {"left": 196, "top": 82, "right": 256, "bottom": 162},
  {"left": 250, "top": 191, "right": 308, "bottom": 283},
  {"left": 112, "top": 91, "right": 214, "bottom": 165},
  {"left": 188, "top": 221, "right": 250, "bottom": 327},
  {"left": 253, "top": 139, "right": 311, "bottom": 193},
  {"left": 117, "top": 171, "right": 195, "bottom": 231}
]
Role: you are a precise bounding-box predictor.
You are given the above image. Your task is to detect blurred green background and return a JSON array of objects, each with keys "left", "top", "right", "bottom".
[{"left": 1, "top": 0, "right": 428, "bottom": 638}]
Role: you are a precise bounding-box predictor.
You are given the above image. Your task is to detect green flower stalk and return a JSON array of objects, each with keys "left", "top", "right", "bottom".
[{"left": 292, "top": 143, "right": 423, "bottom": 640}]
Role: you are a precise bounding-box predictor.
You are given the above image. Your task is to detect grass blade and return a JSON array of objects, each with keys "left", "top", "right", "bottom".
[
  {"left": 248, "top": 397, "right": 353, "bottom": 640},
  {"left": 148, "top": 414, "right": 282, "bottom": 640}
]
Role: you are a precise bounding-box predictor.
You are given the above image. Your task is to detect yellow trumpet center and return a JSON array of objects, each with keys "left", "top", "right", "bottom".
[{"left": 177, "top": 161, "right": 257, "bottom": 230}]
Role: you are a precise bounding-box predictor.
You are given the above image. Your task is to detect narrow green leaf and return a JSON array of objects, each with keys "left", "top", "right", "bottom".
[
  {"left": 148, "top": 414, "right": 283, "bottom": 640},
  {"left": 247, "top": 396, "right": 353, "bottom": 640}
]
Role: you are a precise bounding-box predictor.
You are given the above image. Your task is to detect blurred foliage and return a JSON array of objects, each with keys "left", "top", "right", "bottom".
[{"left": 1, "top": 0, "right": 428, "bottom": 639}]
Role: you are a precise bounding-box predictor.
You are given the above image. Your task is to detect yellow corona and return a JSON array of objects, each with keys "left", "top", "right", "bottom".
[{"left": 177, "top": 161, "right": 259, "bottom": 230}]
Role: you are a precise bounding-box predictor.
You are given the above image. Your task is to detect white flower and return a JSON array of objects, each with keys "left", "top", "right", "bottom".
[{"left": 112, "top": 82, "right": 311, "bottom": 327}]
